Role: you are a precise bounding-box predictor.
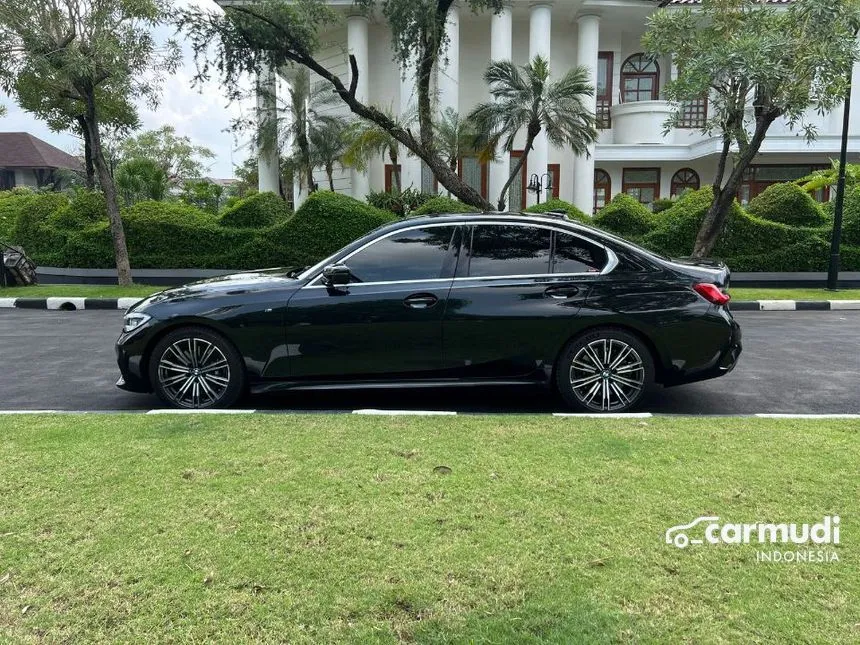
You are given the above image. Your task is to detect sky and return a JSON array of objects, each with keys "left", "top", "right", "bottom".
[{"left": 0, "top": 0, "right": 253, "bottom": 179}]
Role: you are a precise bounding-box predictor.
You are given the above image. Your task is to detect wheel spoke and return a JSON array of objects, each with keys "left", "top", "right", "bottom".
[
  {"left": 570, "top": 339, "right": 645, "bottom": 412},
  {"left": 200, "top": 360, "right": 228, "bottom": 374},
  {"left": 571, "top": 373, "right": 602, "bottom": 389},
  {"left": 610, "top": 381, "right": 631, "bottom": 406},
  {"left": 583, "top": 345, "right": 604, "bottom": 370},
  {"left": 614, "top": 363, "right": 643, "bottom": 375},
  {"left": 608, "top": 346, "right": 633, "bottom": 370},
  {"left": 612, "top": 374, "right": 643, "bottom": 389},
  {"left": 158, "top": 337, "right": 231, "bottom": 408},
  {"left": 197, "top": 376, "right": 219, "bottom": 402}
]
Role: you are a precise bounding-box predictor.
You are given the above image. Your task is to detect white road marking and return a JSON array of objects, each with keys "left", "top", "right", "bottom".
[
  {"left": 145, "top": 409, "right": 258, "bottom": 414},
  {"left": 117, "top": 297, "right": 142, "bottom": 310},
  {"left": 0, "top": 410, "right": 62, "bottom": 414},
  {"left": 552, "top": 412, "right": 653, "bottom": 418},
  {"left": 352, "top": 409, "right": 458, "bottom": 416},
  {"left": 47, "top": 297, "right": 87, "bottom": 311},
  {"left": 758, "top": 300, "right": 796, "bottom": 311},
  {"left": 829, "top": 300, "right": 860, "bottom": 310},
  {"left": 755, "top": 413, "right": 860, "bottom": 419}
]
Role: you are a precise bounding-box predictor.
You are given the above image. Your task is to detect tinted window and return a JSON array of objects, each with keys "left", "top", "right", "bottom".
[
  {"left": 469, "top": 225, "right": 551, "bottom": 277},
  {"left": 552, "top": 232, "right": 607, "bottom": 274},
  {"left": 346, "top": 226, "right": 456, "bottom": 283}
]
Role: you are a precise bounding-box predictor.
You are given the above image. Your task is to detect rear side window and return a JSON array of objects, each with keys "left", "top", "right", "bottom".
[
  {"left": 346, "top": 226, "right": 457, "bottom": 283},
  {"left": 468, "top": 225, "right": 551, "bottom": 277},
  {"left": 552, "top": 232, "right": 607, "bottom": 274}
]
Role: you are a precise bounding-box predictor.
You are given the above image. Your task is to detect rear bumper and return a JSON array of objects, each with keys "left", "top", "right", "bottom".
[{"left": 665, "top": 318, "right": 742, "bottom": 386}]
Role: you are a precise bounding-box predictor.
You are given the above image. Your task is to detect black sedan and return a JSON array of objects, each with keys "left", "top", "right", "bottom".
[{"left": 116, "top": 212, "right": 741, "bottom": 412}]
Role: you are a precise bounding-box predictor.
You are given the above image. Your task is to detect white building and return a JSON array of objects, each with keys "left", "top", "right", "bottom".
[{"left": 251, "top": 0, "right": 860, "bottom": 214}]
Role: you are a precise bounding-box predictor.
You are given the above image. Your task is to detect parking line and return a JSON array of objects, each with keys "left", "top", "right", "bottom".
[
  {"left": 352, "top": 409, "right": 458, "bottom": 416},
  {"left": 755, "top": 413, "right": 860, "bottom": 419}
]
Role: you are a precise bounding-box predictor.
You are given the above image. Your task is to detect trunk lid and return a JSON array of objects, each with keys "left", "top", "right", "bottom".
[{"left": 668, "top": 257, "right": 731, "bottom": 289}]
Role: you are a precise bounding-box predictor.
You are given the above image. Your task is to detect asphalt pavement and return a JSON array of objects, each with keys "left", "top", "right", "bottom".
[{"left": 0, "top": 309, "right": 857, "bottom": 414}]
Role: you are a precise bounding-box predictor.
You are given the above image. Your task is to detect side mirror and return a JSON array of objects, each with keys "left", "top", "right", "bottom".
[{"left": 322, "top": 264, "right": 351, "bottom": 286}]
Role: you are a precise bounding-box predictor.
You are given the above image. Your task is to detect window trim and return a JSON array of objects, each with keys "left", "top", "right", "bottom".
[
  {"left": 596, "top": 51, "right": 614, "bottom": 129},
  {"left": 509, "top": 150, "right": 528, "bottom": 209},
  {"left": 547, "top": 163, "right": 561, "bottom": 200},
  {"left": 622, "top": 167, "right": 661, "bottom": 204},
  {"left": 384, "top": 164, "right": 401, "bottom": 192},
  {"left": 670, "top": 168, "right": 701, "bottom": 197},
  {"left": 594, "top": 168, "right": 611, "bottom": 214},
  {"left": 458, "top": 156, "right": 488, "bottom": 199},
  {"left": 620, "top": 53, "right": 660, "bottom": 103},
  {"left": 304, "top": 220, "right": 618, "bottom": 288}
]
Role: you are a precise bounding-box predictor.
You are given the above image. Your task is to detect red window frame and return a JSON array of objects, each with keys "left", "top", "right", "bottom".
[
  {"left": 594, "top": 168, "right": 611, "bottom": 214},
  {"left": 622, "top": 167, "right": 661, "bottom": 205},
  {"left": 670, "top": 168, "right": 700, "bottom": 197},
  {"left": 621, "top": 54, "right": 660, "bottom": 103},
  {"left": 596, "top": 52, "right": 614, "bottom": 129}
]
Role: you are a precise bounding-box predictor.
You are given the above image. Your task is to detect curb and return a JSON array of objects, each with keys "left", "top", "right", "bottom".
[
  {"left": 1, "top": 298, "right": 860, "bottom": 313},
  {"left": 729, "top": 300, "right": 860, "bottom": 311},
  {"left": 0, "top": 297, "right": 141, "bottom": 311}
]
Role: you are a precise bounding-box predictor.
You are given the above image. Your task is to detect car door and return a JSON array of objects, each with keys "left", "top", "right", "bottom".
[
  {"left": 441, "top": 222, "right": 611, "bottom": 379},
  {"left": 284, "top": 224, "right": 461, "bottom": 380}
]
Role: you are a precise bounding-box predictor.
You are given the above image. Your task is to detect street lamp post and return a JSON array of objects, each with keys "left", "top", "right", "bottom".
[
  {"left": 526, "top": 172, "right": 553, "bottom": 205},
  {"left": 827, "top": 81, "right": 852, "bottom": 291}
]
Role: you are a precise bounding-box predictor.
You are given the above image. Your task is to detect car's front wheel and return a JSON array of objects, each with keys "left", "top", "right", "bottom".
[
  {"left": 149, "top": 327, "right": 245, "bottom": 409},
  {"left": 556, "top": 328, "right": 654, "bottom": 413}
]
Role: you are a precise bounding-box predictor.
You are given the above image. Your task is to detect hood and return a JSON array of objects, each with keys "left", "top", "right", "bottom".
[
  {"left": 131, "top": 268, "right": 304, "bottom": 311},
  {"left": 666, "top": 257, "right": 731, "bottom": 288}
]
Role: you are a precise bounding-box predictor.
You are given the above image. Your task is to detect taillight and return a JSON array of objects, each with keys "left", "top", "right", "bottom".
[{"left": 693, "top": 283, "right": 730, "bottom": 305}]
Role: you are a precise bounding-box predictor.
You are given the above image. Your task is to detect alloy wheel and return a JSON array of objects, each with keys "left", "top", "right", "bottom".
[
  {"left": 157, "top": 337, "right": 231, "bottom": 408},
  {"left": 569, "top": 338, "right": 645, "bottom": 412}
]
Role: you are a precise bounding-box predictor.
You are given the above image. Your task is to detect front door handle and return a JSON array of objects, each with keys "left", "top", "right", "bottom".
[
  {"left": 544, "top": 285, "right": 580, "bottom": 299},
  {"left": 403, "top": 293, "right": 439, "bottom": 309}
]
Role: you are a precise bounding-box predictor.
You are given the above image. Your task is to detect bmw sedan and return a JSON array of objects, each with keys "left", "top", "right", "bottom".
[{"left": 116, "top": 212, "right": 741, "bottom": 412}]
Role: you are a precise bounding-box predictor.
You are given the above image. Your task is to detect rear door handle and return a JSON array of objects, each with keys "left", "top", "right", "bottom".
[
  {"left": 403, "top": 293, "right": 439, "bottom": 309},
  {"left": 544, "top": 285, "right": 580, "bottom": 299}
]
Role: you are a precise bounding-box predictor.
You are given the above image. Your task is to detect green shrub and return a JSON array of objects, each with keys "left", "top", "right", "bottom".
[
  {"left": 726, "top": 238, "right": 830, "bottom": 272},
  {"left": 411, "top": 196, "right": 480, "bottom": 215},
  {"left": 12, "top": 192, "right": 70, "bottom": 259},
  {"left": 827, "top": 186, "right": 860, "bottom": 246},
  {"left": 651, "top": 198, "right": 675, "bottom": 214},
  {"left": 52, "top": 190, "right": 107, "bottom": 230},
  {"left": 746, "top": 182, "right": 828, "bottom": 227},
  {"left": 0, "top": 190, "right": 36, "bottom": 242},
  {"left": 220, "top": 191, "right": 290, "bottom": 228},
  {"left": 523, "top": 198, "right": 591, "bottom": 223},
  {"left": 593, "top": 193, "right": 654, "bottom": 238},
  {"left": 275, "top": 191, "right": 397, "bottom": 266},
  {"left": 366, "top": 188, "right": 434, "bottom": 216}
]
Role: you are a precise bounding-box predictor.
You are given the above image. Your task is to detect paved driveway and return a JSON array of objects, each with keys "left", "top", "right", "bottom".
[{"left": 0, "top": 310, "right": 857, "bottom": 413}]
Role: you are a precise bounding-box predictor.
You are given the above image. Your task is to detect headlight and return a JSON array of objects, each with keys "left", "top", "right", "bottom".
[{"left": 123, "top": 312, "right": 152, "bottom": 333}]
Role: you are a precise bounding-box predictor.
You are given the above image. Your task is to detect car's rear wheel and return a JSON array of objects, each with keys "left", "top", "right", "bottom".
[
  {"left": 149, "top": 327, "right": 245, "bottom": 409},
  {"left": 556, "top": 328, "right": 654, "bottom": 413}
]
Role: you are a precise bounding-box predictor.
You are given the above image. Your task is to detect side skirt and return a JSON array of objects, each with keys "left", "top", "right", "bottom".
[{"left": 250, "top": 378, "right": 549, "bottom": 395}]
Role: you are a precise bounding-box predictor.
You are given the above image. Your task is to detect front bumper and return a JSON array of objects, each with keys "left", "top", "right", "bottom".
[{"left": 115, "top": 323, "right": 157, "bottom": 393}]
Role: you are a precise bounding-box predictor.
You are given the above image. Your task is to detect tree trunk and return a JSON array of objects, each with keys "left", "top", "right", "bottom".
[
  {"left": 83, "top": 93, "right": 132, "bottom": 285},
  {"left": 692, "top": 113, "right": 778, "bottom": 258},
  {"left": 327, "top": 165, "right": 335, "bottom": 191},
  {"left": 497, "top": 125, "right": 539, "bottom": 211},
  {"left": 76, "top": 115, "right": 96, "bottom": 190}
]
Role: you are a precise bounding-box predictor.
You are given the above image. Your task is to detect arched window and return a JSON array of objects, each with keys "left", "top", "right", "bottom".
[
  {"left": 594, "top": 169, "right": 611, "bottom": 214},
  {"left": 671, "top": 168, "right": 700, "bottom": 197},
  {"left": 621, "top": 54, "right": 660, "bottom": 103}
]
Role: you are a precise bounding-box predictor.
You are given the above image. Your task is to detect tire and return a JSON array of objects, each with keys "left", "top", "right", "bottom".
[
  {"left": 148, "top": 326, "right": 246, "bottom": 409},
  {"left": 555, "top": 328, "right": 655, "bottom": 413}
]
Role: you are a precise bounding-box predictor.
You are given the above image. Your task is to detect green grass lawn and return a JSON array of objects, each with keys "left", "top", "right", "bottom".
[
  {"left": 0, "top": 284, "right": 159, "bottom": 299},
  {"left": 731, "top": 288, "right": 860, "bottom": 301},
  {"left": 3, "top": 284, "right": 860, "bottom": 302},
  {"left": 0, "top": 414, "right": 856, "bottom": 643}
]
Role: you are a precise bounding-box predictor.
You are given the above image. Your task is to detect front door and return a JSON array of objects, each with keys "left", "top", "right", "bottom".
[
  {"left": 285, "top": 225, "right": 461, "bottom": 380},
  {"left": 442, "top": 223, "right": 608, "bottom": 378}
]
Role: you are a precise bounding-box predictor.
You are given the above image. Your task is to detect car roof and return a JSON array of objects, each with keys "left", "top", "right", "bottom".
[{"left": 393, "top": 211, "right": 604, "bottom": 236}]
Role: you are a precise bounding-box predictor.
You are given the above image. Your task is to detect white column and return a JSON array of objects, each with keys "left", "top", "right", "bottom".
[
  {"left": 399, "top": 59, "right": 421, "bottom": 191},
  {"left": 347, "top": 14, "right": 370, "bottom": 199},
  {"left": 256, "top": 62, "right": 280, "bottom": 194},
  {"left": 489, "top": 4, "right": 512, "bottom": 209},
  {"left": 528, "top": 3, "right": 552, "bottom": 207},
  {"left": 439, "top": 4, "right": 459, "bottom": 114},
  {"left": 572, "top": 14, "right": 600, "bottom": 215}
]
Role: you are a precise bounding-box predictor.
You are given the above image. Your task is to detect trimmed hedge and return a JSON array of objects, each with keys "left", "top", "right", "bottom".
[
  {"left": 12, "top": 192, "right": 71, "bottom": 265},
  {"left": 0, "top": 189, "right": 36, "bottom": 241},
  {"left": 412, "top": 196, "right": 480, "bottom": 215},
  {"left": 366, "top": 188, "right": 434, "bottom": 216},
  {"left": 219, "top": 191, "right": 290, "bottom": 228},
  {"left": 746, "top": 182, "right": 828, "bottom": 227},
  {"left": 52, "top": 190, "right": 107, "bottom": 230},
  {"left": 827, "top": 186, "right": 860, "bottom": 246},
  {"left": 523, "top": 198, "right": 591, "bottom": 223},
  {"left": 593, "top": 193, "right": 654, "bottom": 239}
]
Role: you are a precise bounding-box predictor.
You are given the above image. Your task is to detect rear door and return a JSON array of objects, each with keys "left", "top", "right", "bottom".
[
  {"left": 285, "top": 224, "right": 461, "bottom": 380},
  {"left": 442, "top": 222, "right": 610, "bottom": 378}
]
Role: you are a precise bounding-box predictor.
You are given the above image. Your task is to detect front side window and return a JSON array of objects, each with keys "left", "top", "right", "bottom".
[
  {"left": 468, "top": 225, "right": 551, "bottom": 277},
  {"left": 553, "top": 232, "right": 607, "bottom": 274},
  {"left": 345, "top": 226, "right": 457, "bottom": 283}
]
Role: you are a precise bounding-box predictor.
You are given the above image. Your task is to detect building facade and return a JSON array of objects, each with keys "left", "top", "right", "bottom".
[{"left": 253, "top": 0, "right": 860, "bottom": 214}]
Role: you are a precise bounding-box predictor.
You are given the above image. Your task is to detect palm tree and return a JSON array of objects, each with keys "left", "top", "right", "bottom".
[
  {"left": 343, "top": 107, "right": 405, "bottom": 192},
  {"left": 309, "top": 119, "right": 353, "bottom": 191},
  {"left": 435, "top": 107, "right": 481, "bottom": 174},
  {"left": 469, "top": 55, "right": 598, "bottom": 211}
]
